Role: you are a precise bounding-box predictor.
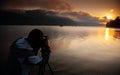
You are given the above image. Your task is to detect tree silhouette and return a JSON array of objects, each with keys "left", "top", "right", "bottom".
[{"left": 106, "top": 16, "right": 120, "bottom": 28}]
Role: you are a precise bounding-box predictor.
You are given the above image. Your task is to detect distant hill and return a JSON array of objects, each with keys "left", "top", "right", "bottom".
[{"left": 106, "top": 16, "right": 120, "bottom": 28}]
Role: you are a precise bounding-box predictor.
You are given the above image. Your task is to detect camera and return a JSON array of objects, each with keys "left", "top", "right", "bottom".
[
  {"left": 42, "top": 36, "right": 49, "bottom": 47},
  {"left": 41, "top": 36, "right": 51, "bottom": 54},
  {"left": 43, "top": 36, "right": 48, "bottom": 40}
]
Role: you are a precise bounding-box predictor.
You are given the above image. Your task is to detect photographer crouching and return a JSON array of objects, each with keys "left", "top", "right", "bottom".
[{"left": 6, "top": 29, "right": 52, "bottom": 75}]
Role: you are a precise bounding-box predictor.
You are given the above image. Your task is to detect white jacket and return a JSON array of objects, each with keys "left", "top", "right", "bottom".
[{"left": 15, "top": 38, "right": 42, "bottom": 75}]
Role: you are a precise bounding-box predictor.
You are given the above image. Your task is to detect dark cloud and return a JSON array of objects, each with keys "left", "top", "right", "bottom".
[
  {"left": 0, "top": 0, "right": 106, "bottom": 25},
  {"left": 0, "top": 0, "right": 111, "bottom": 25},
  {"left": 60, "top": 11, "right": 98, "bottom": 22},
  {"left": 53, "top": 11, "right": 104, "bottom": 25},
  {"left": 0, "top": 9, "right": 75, "bottom": 25},
  {"left": 0, "top": 9, "right": 105, "bottom": 25},
  {"left": 0, "top": 0, "right": 74, "bottom": 11}
]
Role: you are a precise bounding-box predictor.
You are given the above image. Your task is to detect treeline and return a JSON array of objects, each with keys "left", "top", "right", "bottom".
[{"left": 106, "top": 16, "right": 120, "bottom": 28}]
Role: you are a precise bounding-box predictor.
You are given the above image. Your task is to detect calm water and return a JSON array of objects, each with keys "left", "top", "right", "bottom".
[{"left": 1, "top": 26, "right": 120, "bottom": 75}]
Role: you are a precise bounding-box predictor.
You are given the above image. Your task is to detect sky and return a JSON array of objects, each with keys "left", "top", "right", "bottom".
[
  {"left": 0, "top": 0, "right": 120, "bottom": 25},
  {"left": 64, "top": 0, "right": 120, "bottom": 18}
]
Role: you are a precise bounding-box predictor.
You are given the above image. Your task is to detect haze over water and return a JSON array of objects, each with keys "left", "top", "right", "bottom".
[{"left": 1, "top": 26, "right": 120, "bottom": 75}]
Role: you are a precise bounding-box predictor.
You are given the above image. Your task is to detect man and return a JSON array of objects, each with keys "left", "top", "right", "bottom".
[{"left": 6, "top": 29, "right": 50, "bottom": 75}]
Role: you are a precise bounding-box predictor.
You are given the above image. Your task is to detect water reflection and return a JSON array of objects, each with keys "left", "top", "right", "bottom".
[
  {"left": 113, "top": 30, "right": 120, "bottom": 39},
  {"left": 105, "top": 28, "right": 120, "bottom": 40},
  {"left": 105, "top": 28, "right": 109, "bottom": 40},
  {"left": 1, "top": 26, "right": 120, "bottom": 75}
]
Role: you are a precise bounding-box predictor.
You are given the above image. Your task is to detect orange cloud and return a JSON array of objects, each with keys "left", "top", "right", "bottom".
[{"left": 0, "top": 0, "right": 74, "bottom": 11}]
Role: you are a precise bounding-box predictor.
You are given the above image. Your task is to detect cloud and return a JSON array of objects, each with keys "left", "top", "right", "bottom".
[
  {"left": 51, "top": 10, "right": 105, "bottom": 25},
  {"left": 0, "top": 0, "right": 74, "bottom": 11},
  {"left": 26, "top": 9, "right": 105, "bottom": 25},
  {"left": 0, "top": 9, "right": 105, "bottom": 25},
  {"left": 0, "top": 0, "right": 106, "bottom": 25}
]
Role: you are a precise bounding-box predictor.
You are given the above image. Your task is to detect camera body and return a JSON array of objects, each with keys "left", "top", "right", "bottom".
[
  {"left": 42, "top": 36, "right": 49, "bottom": 48},
  {"left": 41, "top": 36, "right": 51, "bottom": 56}
]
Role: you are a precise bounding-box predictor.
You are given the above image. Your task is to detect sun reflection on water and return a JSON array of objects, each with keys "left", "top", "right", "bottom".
[
  {"left": 105, "top": 28, "right": 109, "bottom": 40},
  {"left": 105, "top": 28, "right": 120, "bottom": 41}
]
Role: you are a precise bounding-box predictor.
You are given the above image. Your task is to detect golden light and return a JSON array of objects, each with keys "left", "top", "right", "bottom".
[
  {"left": 105, "top": 28, "right": 115, "bottom": 41},
  {"left": 110, "top": 9, "right": 114, "bottom": 12},
  {"left": 105, "top": 28, "right": 109, "bottom": 40},
  {"left": 99, "top": 14, "right": 114, "bottom": 20},
  {"left": 104, "top": 9, "right": 115, "bottom": 20},
  {"left": 106, "top": 15, "right": 112, "bottom": 20}
]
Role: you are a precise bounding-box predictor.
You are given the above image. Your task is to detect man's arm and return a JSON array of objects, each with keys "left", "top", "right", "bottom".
[{"left": 27, "top": 56, "right": 42, "bottom": 64}]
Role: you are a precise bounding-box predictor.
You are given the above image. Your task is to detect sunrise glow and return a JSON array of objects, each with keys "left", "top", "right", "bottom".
[{"left": 106, "top": 15, "right": 112, "bottom": 20}]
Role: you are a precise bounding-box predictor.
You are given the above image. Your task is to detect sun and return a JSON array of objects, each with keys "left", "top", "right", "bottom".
[{"left": 106, "top": 15, "right": 112, "bottom": 20}]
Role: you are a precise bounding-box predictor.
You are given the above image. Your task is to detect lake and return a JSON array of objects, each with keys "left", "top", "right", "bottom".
[{"left": 0, "top": 26, "right": 120, "bottom": 75}]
